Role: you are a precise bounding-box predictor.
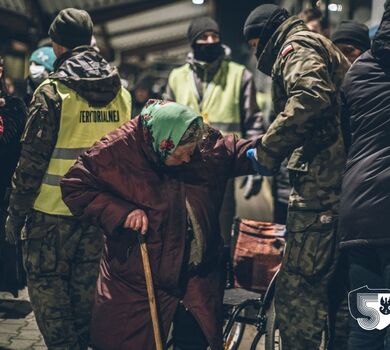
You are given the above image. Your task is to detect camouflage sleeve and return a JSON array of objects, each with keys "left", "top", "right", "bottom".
[
  {"left": 7, "top": 84, "right": 61, "bottom": 227},
  {"left": 240, "top": 69, "right": 266, "bottom": 138},
  {"left": 257, "top": 44, "right": 335, "bottom": 170}
]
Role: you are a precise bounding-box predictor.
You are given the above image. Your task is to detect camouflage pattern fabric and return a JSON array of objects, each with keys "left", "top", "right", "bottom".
[
  {"left": 22, "top": 211, "right": 103, "bottom": 350},
  {"left": 255, "top": 16, "right": 350, "bottom": 350}
]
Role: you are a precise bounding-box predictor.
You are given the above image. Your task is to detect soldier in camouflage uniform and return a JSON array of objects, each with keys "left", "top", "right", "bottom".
[
  {"left": 5, "top": 9, "right": 131, "bottom": 349},
  {"left": 244, "top": 5, "right": 350, "bottom": 349}
]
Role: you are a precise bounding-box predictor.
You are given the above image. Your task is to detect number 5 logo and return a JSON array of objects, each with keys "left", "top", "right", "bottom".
[{"left": 349, "top": 286, "right": 390, "bottom": 331}]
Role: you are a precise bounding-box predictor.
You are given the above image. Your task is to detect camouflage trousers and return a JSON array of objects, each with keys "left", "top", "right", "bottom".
[
  {"left": 274, "top": 208, "right": 344, "bottom": 350},
  {"left": 22, "top": 210, "right": 103, "bottom": 350}
]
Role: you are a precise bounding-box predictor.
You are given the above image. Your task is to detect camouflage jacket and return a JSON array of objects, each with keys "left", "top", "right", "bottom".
[
  {"left": 256, "top": 17, "right": 350, "bottom": 211},
  {"left": 7, "top": 46, "right": 123, "bottom": 232}
]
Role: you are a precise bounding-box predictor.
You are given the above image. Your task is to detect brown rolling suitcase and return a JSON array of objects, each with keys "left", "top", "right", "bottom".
[{"left": 232, "top": 217, "right": 286, "bottom": 293}]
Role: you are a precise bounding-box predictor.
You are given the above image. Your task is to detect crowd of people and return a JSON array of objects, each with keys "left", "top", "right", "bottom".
[{"left": 0, "top": 1, "right": 389, "bottom": 350}]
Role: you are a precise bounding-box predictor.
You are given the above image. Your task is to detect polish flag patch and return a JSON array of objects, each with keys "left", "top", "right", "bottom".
[{"left": 281, "top": 44, "right": 294, "bottom": 58}]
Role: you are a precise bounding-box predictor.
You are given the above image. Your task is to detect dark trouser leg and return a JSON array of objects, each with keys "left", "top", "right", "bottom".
[
  {"left": 273, "top": 200, "right": 288, "bottom": 225},
  {"left": 328, "top": 251, "right": 349, "bottom": 350},
  {"left": 70, "top": 223, "right": 103, "bottom": 349},
  {"left": 172, "top": 304, "right": 208, "bottom": 350},
  {"left": 348, "top": 247, "right": 390, "bottom": 350}
]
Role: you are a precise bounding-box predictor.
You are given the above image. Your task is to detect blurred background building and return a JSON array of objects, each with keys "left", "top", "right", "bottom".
[{"left": 0, "top": 0, "right": 385, "bottom": 99}]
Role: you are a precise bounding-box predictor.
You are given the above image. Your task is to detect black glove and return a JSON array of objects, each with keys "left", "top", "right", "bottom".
[
  {"left": 5, "top": 215, "right": 24, "bottom": 245},
  {"left": 240, "top": 174, "right": 263, "bottom": 199}
]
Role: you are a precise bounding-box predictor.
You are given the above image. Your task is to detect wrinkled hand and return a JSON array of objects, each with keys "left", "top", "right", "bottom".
[
  {"left": 123, "top": 209, "right": 149, "bottom": 235},
  {"left": 5, "top": 216, "right": 23, "bottom": 245},
  {"left": 240, "top": 174, "right": 263, "bottom": 199}
]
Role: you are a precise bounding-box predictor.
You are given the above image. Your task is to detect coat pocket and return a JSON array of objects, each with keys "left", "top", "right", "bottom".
[
  {"left": 22, "top": 213, "right": 58, "bottom": 275},
  {"left": 285, "top": 210, "right": 337, "bottom": 281}
]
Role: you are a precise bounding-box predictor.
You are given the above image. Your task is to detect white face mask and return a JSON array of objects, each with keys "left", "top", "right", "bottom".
[{"left": 29, "top": 64, "right": 47, "bottom": 80}]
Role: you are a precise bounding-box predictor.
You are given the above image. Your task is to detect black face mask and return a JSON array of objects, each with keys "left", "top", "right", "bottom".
[{"left": 192, "top": 43, "right": 223, "bottom": 63}]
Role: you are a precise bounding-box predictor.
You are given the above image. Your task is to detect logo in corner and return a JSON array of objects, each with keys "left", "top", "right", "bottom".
[{"left": 348, "top": 286, "right": 390, "bottom": 330}]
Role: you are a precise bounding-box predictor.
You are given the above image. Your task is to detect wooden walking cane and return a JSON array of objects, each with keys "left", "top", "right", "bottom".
[{"left": 138, "top": 233, "right": 164, "bottom": 350}]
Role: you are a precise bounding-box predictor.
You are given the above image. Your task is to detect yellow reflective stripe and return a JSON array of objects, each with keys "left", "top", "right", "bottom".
[{"left": 42, "top": 174, "right": 63, "bottom": 186}]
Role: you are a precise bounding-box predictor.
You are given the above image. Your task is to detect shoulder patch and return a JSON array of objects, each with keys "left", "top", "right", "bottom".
[{"left": 281, "top": 44, "right": 294, "bottom": 58}]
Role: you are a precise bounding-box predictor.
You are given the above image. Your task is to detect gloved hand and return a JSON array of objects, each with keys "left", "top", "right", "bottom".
[
  {"left": 246, "top": 148, "right": 274, "bottom": 176},
  {"left": 240, "top": 174, "right": 263, "bottom": 199},
  {"left": 5, "top": 216, "right": 24, "bottom": 245}
]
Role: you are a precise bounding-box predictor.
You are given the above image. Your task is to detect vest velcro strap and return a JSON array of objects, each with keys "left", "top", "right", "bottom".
[
  {"left": 42, "top": 173, "right": 63, "bottom": 187},
  {"left": 210, "top": 122, "right": 241, "bottom": 132},
  {"left": 52, "top": 147, "right": 88, "bottom": 160}
]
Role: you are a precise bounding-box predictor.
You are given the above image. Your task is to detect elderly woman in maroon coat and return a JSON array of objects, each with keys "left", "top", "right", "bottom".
[{"left": 60, "top": 100, "right": 258, "bottom": 350}]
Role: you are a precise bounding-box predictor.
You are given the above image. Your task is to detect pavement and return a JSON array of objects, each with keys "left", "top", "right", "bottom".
[
  {"left": 0, "top": 289, "right": 45, "bottom": 350},
  {"left": 0, "top": 288, "right": 262, "bottom": 350}
]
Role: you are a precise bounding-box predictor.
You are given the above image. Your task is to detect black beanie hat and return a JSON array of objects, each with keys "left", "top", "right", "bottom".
[
  {"left": 49, "top": 8, "right": 93, "bottom": 49},
  {"left": 331, "top": 20, "right": 370, "bottom": 52},
  {"left": 243, "top": 4, "right": 290, "bottom": 42},
  {"left": 187, "top": 17, "right": 220, "bottom": 45}
]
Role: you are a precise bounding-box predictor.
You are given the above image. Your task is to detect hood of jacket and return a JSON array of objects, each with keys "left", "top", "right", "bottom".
[
  {"left": 372, "top": 1, "right": 390, "bottom": 67},
  {"left": 257, "top": 16, "right": 306, "bottom": 76},
  {"left": 51, "top": 46, "right": 121, "bottom": 107}
]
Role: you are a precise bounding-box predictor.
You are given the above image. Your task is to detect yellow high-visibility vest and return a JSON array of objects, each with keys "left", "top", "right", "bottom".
[
  {"left": 33, "top": 79, "right": 131, "bottom": 216},
  {"left": 168, "top": 60, "right": 244, "bottom": 136}
]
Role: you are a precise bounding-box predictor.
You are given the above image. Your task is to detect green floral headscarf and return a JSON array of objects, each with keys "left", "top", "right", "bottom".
[{"left": 140, "top": 100, "right": 203, "bottom": 160}]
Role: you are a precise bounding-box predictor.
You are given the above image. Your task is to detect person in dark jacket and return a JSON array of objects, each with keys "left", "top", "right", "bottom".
[
  {"left": 338, "top": 2, "right": 390, "bottom": 349},
  {"left": 131, "top": 75, "right": 157, "bottom": 118},
  {"left": 331, "top": 21, "right": 371, "bottom": 64},
  {"left": 0, "top": 57, "right": 27, "bottom": 296},
  {"left": 60, "top": 99, "right": 258, "bottom": 350},
  {"left": 5, "top": 8, "right": 131, "bottom": 349}
]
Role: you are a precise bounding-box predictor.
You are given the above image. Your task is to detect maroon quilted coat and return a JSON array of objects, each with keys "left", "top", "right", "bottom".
[{"left": 60, "top": 117, "right": 257, "bottom": 350}]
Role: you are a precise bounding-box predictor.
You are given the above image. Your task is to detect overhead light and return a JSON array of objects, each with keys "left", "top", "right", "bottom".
[
  {"left": 192, "top": 0, "right": 204, "bottom": 4},
  {"left": 328, "top": 3, "right": 343, "bottom": 11}
]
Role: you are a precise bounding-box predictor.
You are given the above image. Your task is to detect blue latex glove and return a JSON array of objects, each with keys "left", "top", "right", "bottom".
[{"left": 246, "top": 148, "right": 274, "bottom": 176}]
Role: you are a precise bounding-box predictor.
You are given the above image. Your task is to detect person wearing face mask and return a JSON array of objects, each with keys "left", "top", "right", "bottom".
[
  {"left": 243, "top": 4, "right": 350, "bottom": 349},
  {"left": 25, "top": 46, "right": 56, "bottom": 105},
  {"left": 165, "top": 17, "right": 266, "bottom": 273}
]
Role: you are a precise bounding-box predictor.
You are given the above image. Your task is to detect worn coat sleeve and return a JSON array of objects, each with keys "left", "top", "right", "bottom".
[
  {"left": 222, "top": 133, "right": 258, "bottom": 178},
  {"left": 61, "top": 144, "right": 139, "bottom": 236},
  {"left": 257, "top": 45, "right": 335, "bottom": 170},
  {"left": 7, "top": 85, "right": 60, "bottom": 225},
  {"left": 240, "top": 69, "right": 266, "bottom": 139}
]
